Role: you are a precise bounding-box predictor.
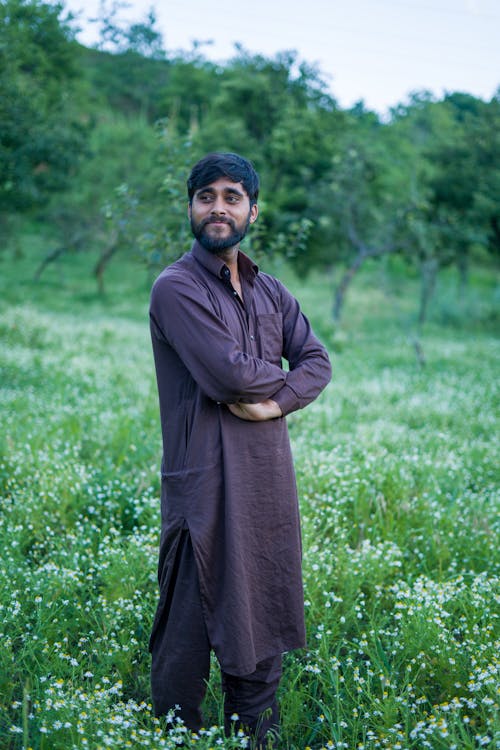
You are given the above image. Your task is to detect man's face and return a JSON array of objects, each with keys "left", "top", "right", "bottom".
[{"left": 188, "top": 177, "right": 258, "bottom": 254}]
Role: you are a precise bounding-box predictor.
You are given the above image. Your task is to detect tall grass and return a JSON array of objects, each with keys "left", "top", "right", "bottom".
[{"left": 0, "top": 241, "right": 498, "bottom": 749}]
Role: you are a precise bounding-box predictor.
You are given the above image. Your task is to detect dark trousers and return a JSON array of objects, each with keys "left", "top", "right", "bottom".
[{"left": 150, "top": 529, "right": 282, "bottom": 747}]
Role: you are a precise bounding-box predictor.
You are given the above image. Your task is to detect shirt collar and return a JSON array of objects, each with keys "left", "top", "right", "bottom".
[{"left": 191, "top": 240, "right": 259, "bottom": 283}]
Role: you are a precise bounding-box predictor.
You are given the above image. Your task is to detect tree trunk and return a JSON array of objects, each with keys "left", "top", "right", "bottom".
[
  {"left": 418, "top": 257, "right": 438, "bottom": 326},
  {"left": 332, "top": 250, "right": 367, "bottom": 321},
  {"left": 333, "top": 244, "right": 398, "bottom": 322},
  {"left": 34, "top": 244, "right": 69, "bottom": 281},
  {"left": 411, "top": 336, "right": 426, "bottom": 368},
  {"left": 94, "top": 231, "right": 119, "bottom": 295},
  {"left": 34, "top": 229, "right": 91, "bottom": 281}
]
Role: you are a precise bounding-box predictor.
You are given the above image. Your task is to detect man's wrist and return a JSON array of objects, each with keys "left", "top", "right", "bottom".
[{"left": 271, "top": 384, "right": 297, "bottom": 417}]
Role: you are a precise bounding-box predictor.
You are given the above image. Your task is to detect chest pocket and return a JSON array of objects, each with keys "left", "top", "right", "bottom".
[{"left": 256, "top": 313, "right": 283, "bottom": 364}]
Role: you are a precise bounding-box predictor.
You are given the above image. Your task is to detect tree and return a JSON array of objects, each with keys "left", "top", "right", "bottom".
[
  {"left": 306, "top": 90, "right": 500, "bottom": 328},
  {"left": 299, "top": 105, "right": 413, "bottom": 320},
  {"left": 34, "top": 114, "right": 190, "bottom": 290},
  {"left": 0, "top": 0, "right": 89, "bottom": 217},
  {"left": 390, "top": 91, "right": 500, "bottom": 321}
]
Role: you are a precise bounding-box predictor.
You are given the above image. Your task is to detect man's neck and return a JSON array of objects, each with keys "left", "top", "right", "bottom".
[{"left": 217, "top": 246, "right": 240, "bottom": 280}]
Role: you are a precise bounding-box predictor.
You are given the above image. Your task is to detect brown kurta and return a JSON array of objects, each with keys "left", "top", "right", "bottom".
[{"left": 149, "top": 241, "right": 331, "bottom": 676}]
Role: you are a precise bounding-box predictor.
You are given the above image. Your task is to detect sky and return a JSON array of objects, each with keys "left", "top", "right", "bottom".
[{"left": 64, "top": 0, "right": 500, "bottom": 115}]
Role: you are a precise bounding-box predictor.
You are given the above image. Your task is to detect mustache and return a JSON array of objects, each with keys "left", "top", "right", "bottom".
[{"left": 203, "top": 217, "right": 234, "bottom": 226}]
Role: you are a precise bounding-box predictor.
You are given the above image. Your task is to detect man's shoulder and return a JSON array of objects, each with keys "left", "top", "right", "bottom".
[
  {"left": 150, "top": 251, "right": 219, "bottom": 313},
  {"left": 151, "top": 253, "right": 196, "bottom": 291},
  {"left": 256, "top": 269, "right": 289, "bottom": 297}
]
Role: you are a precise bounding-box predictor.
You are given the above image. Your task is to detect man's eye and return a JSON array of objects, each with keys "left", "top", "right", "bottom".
[{"left": 199, "top": 194, "right": 213, "bottom": 202}]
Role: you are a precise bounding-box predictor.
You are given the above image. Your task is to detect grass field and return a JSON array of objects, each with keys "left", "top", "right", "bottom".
[{"left": 1, "top": 237, "right": 499, "bottom": 749}]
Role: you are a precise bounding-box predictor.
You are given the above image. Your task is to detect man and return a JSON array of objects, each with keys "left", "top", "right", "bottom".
[{"left": 149, "top": 152, "right": 331, "bottom": 747}]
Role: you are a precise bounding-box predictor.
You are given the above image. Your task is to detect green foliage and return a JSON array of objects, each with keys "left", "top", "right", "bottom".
[
  {"left": 155, "top": 54, "right": 221, "bottom": 132},
  {"left": 303, "top": 90, "right": 500, "bottom": 321},
  {"left": 390, "top": 90, "right": 500, "bottom": 264},
  {"left": 0, "top": 0, "right": 89, "bottom": 212},
  {"left": 29, "top": 112, "right": 163, "bottom": 286},
  {"left": 79, "top": 46, "right": 171, "bottom": 120},
  {"left": 132, "top": 119, "right": 194, "bottom": 270},
  {"left": 91, "top": 0, "right": 165, "bottom": 58},
  {"left": 428, "top": 92, "right": 500, "bottom": 259}
]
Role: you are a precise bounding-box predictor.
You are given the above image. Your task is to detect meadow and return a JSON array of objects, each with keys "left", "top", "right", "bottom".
[{"left": 0, "top": 238, "right": 499, "bottom": 750}]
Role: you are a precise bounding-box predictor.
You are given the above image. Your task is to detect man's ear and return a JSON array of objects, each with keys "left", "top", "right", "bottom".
[
  {"left": 187, "top": 202, "right": 192, "bottom": 219},
  {"left": 249, "top": 203, "right": 259, "bottom": 224}
]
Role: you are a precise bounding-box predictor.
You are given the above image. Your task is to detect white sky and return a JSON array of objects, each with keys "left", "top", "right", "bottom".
[{"left": 65, "top": 0, "right": 500, "bottom": 115}]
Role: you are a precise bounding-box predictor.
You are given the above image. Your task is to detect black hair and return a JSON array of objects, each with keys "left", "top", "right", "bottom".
[{"left": 187, "top": 152, "right": 259, "bottom": 206}]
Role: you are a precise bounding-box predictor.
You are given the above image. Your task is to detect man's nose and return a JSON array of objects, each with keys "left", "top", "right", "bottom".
[{"left": 210, "top": 196, "right": 226, "bottom": 214}]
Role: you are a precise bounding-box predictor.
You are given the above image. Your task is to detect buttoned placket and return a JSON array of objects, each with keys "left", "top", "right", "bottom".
[{"left": 220, "top": 265, "right": 257, "bottom": 353}]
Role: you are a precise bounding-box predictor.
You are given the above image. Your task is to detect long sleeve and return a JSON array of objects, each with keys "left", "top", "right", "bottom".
[
  {"left": 271, "top": 281, "right": 332, "bottom": 416},
  {"left": 150, "top": 271, "right": 287, "bottom": 404}
]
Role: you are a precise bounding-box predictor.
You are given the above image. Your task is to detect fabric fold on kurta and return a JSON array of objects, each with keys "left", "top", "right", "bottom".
[{"left": 149, "top": 241, "right": 332, "bottom": 676}]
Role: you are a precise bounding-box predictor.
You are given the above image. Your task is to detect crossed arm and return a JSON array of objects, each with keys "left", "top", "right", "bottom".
[{"left": 151, "top": 273, "right": 330, "bottom": 424}]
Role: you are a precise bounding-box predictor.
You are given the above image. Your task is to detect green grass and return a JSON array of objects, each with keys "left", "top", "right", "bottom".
[{"left": 1, "top": 237, "right": 499, "bottom": 749}]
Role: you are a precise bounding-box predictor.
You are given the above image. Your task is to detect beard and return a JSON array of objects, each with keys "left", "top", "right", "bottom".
[{"left": 191, "top": 213, "right": 251, "bottom": 254}]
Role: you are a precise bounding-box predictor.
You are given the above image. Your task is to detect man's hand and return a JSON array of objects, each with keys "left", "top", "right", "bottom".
[{"left": 227, "top": 399, "right": 282, "bottom": 421}]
